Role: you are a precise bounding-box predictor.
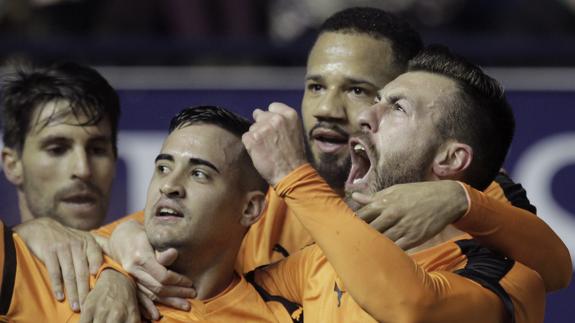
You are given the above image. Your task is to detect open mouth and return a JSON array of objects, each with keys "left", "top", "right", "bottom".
[
  {"left": 311, "top": 128, "right": 349, "bottom": 154},
  {"left": 345, "top": 137, "right": 374, "bottom": 190},
  {"left": 156, "top": 206, "right": 184, "bottom": 218}
]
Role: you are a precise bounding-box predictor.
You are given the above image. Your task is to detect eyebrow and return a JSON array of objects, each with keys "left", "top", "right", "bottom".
[
  {"left": 38, "top": 134, "right": 111, "bottom": 145},
  {"left": 155, "top": 154, "right": 220, "bottom": 173},
  {"left": 305, "top": 75, "right": 378, "bottom": 88}
]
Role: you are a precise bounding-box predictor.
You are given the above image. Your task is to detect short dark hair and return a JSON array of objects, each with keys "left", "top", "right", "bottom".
[
  {"left": 1, "top": 61, "right": 121, "bottom": 154},
  {"left": 319, "top": 7, "right": 423, "bottom": 70},
  {"left": 169, "top": 105, "right": 268, "bottom": 192},
  {"left": 408, "top": 45, "right": 515, "bottom": 190}
]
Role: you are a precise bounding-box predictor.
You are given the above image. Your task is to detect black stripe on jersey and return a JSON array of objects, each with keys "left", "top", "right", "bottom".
[
  {"left": 494, "top": 172, "right": 537, "bottom": 214},
  {"left": 454, "top": 239, "right": 516, "bottom": 323},
  {"left": 0, "top": 226, "right": 17, "bottom": 315},
  {"left": 245, "top": 271, "right": 303, "bottom": 323},
  {"left": 273, "top": 244, "right": 290, "bottom": 257}
]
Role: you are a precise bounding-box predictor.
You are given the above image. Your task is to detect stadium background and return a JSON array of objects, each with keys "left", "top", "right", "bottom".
[{"left": 0, "top": 1, "right": 573, "bottom": 321}]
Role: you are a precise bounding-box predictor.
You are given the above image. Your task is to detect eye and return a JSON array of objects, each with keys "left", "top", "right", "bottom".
[
  {"left": 350, "top": 87, "right": 365, "bottom": 96},
  {"left": 88, "top": 144, "right": 111, "bottom": 156},
  {"left": 392, "top": 102, "right": 406, "bottom": 113},
  {"left": 156, "top": 164, "right": 170, "bottom": 174},
  {"left": 191, "top": 169, "right": 209, "bottom": 181},
  {"left": 306, "top": 83, "right": 324, "bottom": 93},
  {"left": 45, "top": 144, "right": 68, "bottom": 156}
]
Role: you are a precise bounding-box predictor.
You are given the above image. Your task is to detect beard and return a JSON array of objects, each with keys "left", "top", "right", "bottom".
[
  {"left": 305, "top": 140, "right": 351, "bottom": 193},
  {"left": 344, "top": 134, "right": 439, "bottom": 211}
]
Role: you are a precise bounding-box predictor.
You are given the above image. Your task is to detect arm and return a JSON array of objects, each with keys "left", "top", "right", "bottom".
[
  {"left": 277, "top": 165, "right": 545, "bottom": 323},
  {"left": 351, "top": 175, "right": 571, "bottom": 292},
  {"left": 455, "top": 179, "right": 572, "bottom": 292}
]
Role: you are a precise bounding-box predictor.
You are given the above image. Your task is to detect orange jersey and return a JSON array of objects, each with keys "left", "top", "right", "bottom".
[
  {"left": 0, "top": 221, "right": 302, "bottom": 323},
  {"left": 96, "top": 169, "right": 567, "bottom": 292},
  {"left": 0, "top": 221, "right": 127, "bottom": 322},
  {"left": 248, "top": 164, "right": 544, "bottom": 323},
  {"left": 238, "top": 171, "right": 553, "bottom": 273}
]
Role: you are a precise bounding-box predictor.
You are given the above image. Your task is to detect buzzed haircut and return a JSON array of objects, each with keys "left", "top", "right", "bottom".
[
  {"left": 319, "top": 7, "right": 423, "bottom": 69},
  {"left": 408, "top": 45, "right": 515, "bottom": 190},
  {"left": 0, "top": 61, "right": 121, "bottom": 154},
  {"left": 169, "top": 105, "right": 268, "bottom": 192}
]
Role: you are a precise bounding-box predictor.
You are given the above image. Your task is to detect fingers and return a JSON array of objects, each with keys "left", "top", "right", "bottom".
[
  {"left": 70, "top": 242, "right": 90, "bottom": 309},
  {"left": 351, "top": 192, "right": 373, "bottom": 205},
  {"left": 86, "top": 238, "right": 104, "bottom": 275},
  {"left": 58, "top": 246, "right": 80, "bottom": 312},
  {"left": 45, "top": 247, "right": 65, "bottom": 301},
  {"left": 138, "top": 291, "right": 160, "bottom": 321},
  {"left": 356, "top": 202, "right": 383, "bottom": 223},
  {"left": 268, "top": 102, "right": 297, "bottom": 117},
  {"left": 155, "top": 248, "right": 178, "bottom": 267},
  {"left": 395, "top": 236, "right": 418, "bottom": 251},
  {"left": 157, "top": 296, "right": 191, "bottom": 311},
  {"left": 369, "top": 213, "right": 399, "bottom": 234}
]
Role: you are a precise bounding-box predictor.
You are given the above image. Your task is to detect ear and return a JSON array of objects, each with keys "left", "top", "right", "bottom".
[
  {"left": 431, "top": 141, "right": 472, "bottom": 180},
  {"left": 240, "top": 190, "right": 266, "bottom": 227},
  {"left": 1, "top": 147, "right": 24, "bottom": 186}
]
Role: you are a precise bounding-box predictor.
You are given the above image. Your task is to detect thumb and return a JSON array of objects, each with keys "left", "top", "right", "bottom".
[
  {"left": 351, "top": 192, "right": 373, "bottom": 205},
  {"left": 155, "top": 248, "right": 179, "bottom": 266}
]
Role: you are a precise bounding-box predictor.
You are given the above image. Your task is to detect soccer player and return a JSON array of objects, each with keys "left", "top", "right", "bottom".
[{"left": 0, "top": 62, "right": 121, "bottom": 310}]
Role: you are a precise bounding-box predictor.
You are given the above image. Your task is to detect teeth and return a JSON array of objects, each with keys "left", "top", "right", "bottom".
[
  {"left": 159, "top": 207, "right": 177, "bottom": 215},
  {"left": 353, "top": 143, "right": 366, "bottom": 153},
  {"left": 353, "top": 178, "right": 362, "bottom": 184}
]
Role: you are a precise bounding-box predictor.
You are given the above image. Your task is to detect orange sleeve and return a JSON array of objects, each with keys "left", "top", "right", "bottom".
[
  {"left": 252, "top": 244, "right": 323, "bottom": 305},
  {"left": 455, "top": 182, "right": 572, "bottom": 292},
  {"left": 274, "top": 164, "right": 544, "bottom": 323},
  {"left": 237, "top": 188, "right": 313, "bottom": 273},
  {"left": 93, "top": 210, "right": 145, "bottom": 238}
]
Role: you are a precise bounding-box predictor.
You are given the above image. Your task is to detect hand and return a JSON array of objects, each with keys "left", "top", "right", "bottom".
[
  {"left": 79, "top": 269, "right": 140, "bottom": 323},
  {"left": 242, "top": 102, "right": 307, "bottom": 186},
  {"left": 108, "top": 220, "right": 196, "bottom": 320},
  {"left": 13, "top": 217, "right": 103, "bottom": 312},
  {"left": 352, "top": 181, "right": 469, "bottom": 250}
]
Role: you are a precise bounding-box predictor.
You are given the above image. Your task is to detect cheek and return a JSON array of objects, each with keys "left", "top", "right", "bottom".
[
  {"left": 93, "top": 159, "right": 116, "bottom": 184},
  {"left": 345, "top": 103, "right": 370, "bottom": 131},
  {"left": 22, "top": 156, "right": 62, "bottom": 180},
  {"left": 301, "top": 112, "right": 315, "bottom": 136}
]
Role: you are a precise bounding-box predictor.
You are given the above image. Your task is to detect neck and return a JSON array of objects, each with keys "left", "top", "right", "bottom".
[
  {"left": 170, "top": 241, "right": 241, "bottom": 300},
  {"left": 17, "top": 190, "right": 35, "bottom": 223}
]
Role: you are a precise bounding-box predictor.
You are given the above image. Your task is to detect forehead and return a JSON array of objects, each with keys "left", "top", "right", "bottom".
[
  {"left": 28, "top": 99, "right": 112, "bottom": 138},
  {"left": 382, "top": 71, "right": 458, "bottom": 106},
  {"left": 161, "top": 124, "right": 242, "bottom": 170},
  {"left": 307, "top": 32, "right": 398, "bottom": 85}
]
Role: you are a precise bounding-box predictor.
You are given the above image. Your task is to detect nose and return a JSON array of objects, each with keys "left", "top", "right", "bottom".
[
  {"left": 357, "top": 102, "right": 383, "bottom": 133},
  {"left": 313, "top": 90, "right": 347, "bottom": 123},
  {"left": 71, "top": 149, "right": 92, "bottom": 180},
  {"left": 159, "top": 175, "right": 186, "bottom": 198}
]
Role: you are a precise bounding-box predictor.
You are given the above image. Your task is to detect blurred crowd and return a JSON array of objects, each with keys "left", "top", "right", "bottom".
[{"left": 1, "top": 0, "right": 574, "bottom": 66}]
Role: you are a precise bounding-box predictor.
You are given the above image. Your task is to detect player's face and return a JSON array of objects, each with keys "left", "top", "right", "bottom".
[
  {"left": 345, "top": 71, "right": 457, "bottom": 210},
  {"left": 17, "top": 100, "right": 116, "bottom": 230},
  {"left": 302, "top": 32, "right": 399, "bottom": 192},
  {"left": 144, "top": 124, "right": 247, "bottom": 251}
]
